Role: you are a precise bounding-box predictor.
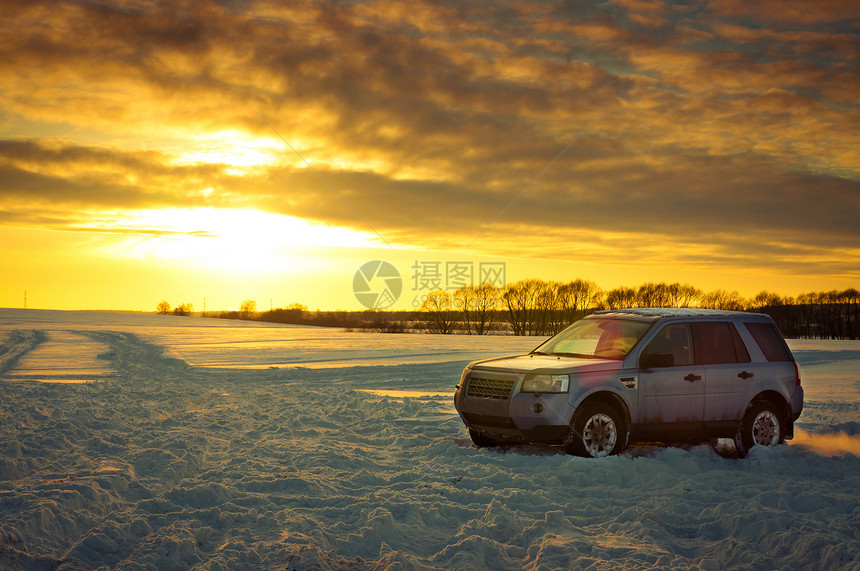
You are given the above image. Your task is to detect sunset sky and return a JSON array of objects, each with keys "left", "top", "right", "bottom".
[{"left": 1, "top": 0, "right": 858, "bottom": 312}]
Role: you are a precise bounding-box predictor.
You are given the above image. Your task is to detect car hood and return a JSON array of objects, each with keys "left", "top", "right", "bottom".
[{"left": 469, "top": 354, "right": 623, "bottom": 375}]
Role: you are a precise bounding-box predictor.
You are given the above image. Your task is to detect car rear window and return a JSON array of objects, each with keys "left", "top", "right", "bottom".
[{"left": 744, "top": 322, "right": 793, "bottom": 362}]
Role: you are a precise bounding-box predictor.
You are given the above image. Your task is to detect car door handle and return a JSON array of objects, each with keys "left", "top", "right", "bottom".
[
  {"left": 684, "top": 374, "right": 702, "bottom": 382},
  {"left": 738, "top": 371, "right": 754, "bottom": 379}
]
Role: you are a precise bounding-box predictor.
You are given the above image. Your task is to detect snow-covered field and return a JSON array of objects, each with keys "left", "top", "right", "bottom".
[{"left": 1, "top": 308, "right": 858, "bottom": 570}]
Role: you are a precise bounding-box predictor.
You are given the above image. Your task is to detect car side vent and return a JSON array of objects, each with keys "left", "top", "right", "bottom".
[{"left": 618, "top": 375, "right": 638, "bottom": 390}]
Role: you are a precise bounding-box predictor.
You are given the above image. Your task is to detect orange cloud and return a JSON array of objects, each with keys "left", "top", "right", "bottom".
[{"left": 0, "top": 0, "right": 857, "bottom": 296}]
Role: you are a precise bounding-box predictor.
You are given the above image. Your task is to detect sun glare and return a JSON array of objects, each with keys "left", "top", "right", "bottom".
[
  {"left": 173, "top": 130, "right": 281, "bottom": 170},
  {"left": 92, "top": 208, "right": 382, "bottom": 272}
]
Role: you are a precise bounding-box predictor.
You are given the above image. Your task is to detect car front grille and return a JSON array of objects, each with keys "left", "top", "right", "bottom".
[{"left": 466, "top": 377, "right": 516, "bottom": 400}]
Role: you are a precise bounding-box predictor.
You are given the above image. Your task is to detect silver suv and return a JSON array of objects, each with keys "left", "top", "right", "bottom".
[{"left": 454, "top": 308, "right": 803, "bottom": 457}]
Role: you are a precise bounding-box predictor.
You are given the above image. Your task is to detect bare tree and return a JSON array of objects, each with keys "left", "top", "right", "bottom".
[
  {"left": 417, "top": 290, "right": 457, "bottom": 334},
  {"left": 502, "top": 279, "right": 544, "bottom": 335},
  {"left": 156, "top": 300, "right": 171, "bottom": 315},
  {"left": 534, "top": 280, "right": 563, "bottom": 335},
  {"left": 699, "top": 289, "right": 744, "bottom": 311},
  {"left": 239, "top": 300, "right": 257, "bottom": 319},
  {"left": 551, "top": 279, "right": 600, "bottom": 331},
  {"left": 454, "top": 283, "right": 502, "bottom": 334},
  {"left": 636, "top": 282, "right": 674, "bottom": 307},
  {"left": 453, "top": 286, "right": 477, "bottom": 334},
  {"left": 172, "top": 303, "right": 194, "bottom": 316},
  {"left": 572, "top": 278, "right": 602, "bottom": 314},
  {"left": 843, "top": 288, "right": 860, "bottom": 339},
  {"left": 604, "top": 287, "right": 636, "bottom": 309},
  {"left": 471, "top": 282, "right": 502, "bottom": 334},
  {"left": 750, "top": 291, "right": 784, "bottom": 311},
  {"left": 668, "top": 283, "right": 701, "bottom": 308}
]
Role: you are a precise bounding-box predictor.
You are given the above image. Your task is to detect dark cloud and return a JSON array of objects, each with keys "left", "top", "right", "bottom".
[{"left": 0, "top": 140, "right": 228, "bottom": 207}]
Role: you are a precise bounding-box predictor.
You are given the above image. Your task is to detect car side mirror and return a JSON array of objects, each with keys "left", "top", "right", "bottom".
[{"left": 640, "top": 352, "right": 674, "bottom": 369}]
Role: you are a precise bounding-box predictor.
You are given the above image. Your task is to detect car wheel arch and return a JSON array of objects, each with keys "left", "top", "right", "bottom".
[
  {"left": 573, "top": 391, "right": 631, "bottom": 434},
  {"left": 746, "top": 390, "right": 790, "bottom": 426}
]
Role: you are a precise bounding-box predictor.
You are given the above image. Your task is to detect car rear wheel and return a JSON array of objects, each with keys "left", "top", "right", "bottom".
[
  {"left": 565, "top": 402, "right": 626, "bottom": 458},
  {"left": 733, "top": 400, "right": 785, "bottom": 458}
]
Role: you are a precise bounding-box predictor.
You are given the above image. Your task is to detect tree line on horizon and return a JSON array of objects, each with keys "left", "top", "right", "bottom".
[
  {"left": 156, "top": 279, "right": 860, "bottom": 340},
  {"left": 415, "top": 279, "right": 860, "bottom": 339}
]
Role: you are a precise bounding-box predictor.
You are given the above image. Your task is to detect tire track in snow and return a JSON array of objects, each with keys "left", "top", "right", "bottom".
[
  {"left": 76, "top": 330, "right": 193, "bottom": 384},
  {"left": 0, "top": 330, "right": 47, "bottom": 375},
  {"left": 2, "top": 330, "right": 120, "bottom": 383}
]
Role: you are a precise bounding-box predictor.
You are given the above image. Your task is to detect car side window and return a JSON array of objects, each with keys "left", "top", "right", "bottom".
[
  {"left": 641, "top": 323, "right": 693, "bottom": 367},
  {"left": 694, "top": 322, "right": 751, "bottom": 364}
]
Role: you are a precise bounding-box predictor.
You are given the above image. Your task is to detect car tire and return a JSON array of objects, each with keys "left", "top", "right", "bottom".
[
  {"left": 564, "top": 402, "right": 626, "bottom": 458},
  {"left": 733, "top": 400, "right": 785, "bottom": 458},
  {"left": 468, "top": 429, "right": 500, "bottom": 448}
]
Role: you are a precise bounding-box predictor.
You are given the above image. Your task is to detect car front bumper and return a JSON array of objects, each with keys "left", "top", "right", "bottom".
[{"left": 454, "top": 383, "right": 573, "bottom": 445}]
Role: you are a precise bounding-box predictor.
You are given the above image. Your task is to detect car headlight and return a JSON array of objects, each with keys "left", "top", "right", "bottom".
[{"left": 521, "top": 374, "right": 569, "bottom": 394}]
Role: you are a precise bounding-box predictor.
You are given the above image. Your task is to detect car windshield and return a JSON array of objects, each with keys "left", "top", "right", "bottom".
[{"left": 533, "top": 318, "right": 652, "bottom": 360}]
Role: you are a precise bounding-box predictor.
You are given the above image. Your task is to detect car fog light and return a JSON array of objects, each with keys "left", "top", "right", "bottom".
[{"left": 531, "top": 402, "right": 544, "bottom": 414}]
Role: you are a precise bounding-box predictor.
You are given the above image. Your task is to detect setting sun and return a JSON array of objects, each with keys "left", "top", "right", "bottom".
[{"left": 89, "top": 208, "right": 383, "bottom": 273}]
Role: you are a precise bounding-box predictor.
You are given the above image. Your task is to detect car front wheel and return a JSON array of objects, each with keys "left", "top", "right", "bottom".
[
  {"left": 734, "top": 400, "right": 785, "bottom": 457},
  {"left": 468, "top": 428, "right": 501, "bottom": 448},
  {"left": 565, "top": 402, "right": 626, "bottom": 458}
]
